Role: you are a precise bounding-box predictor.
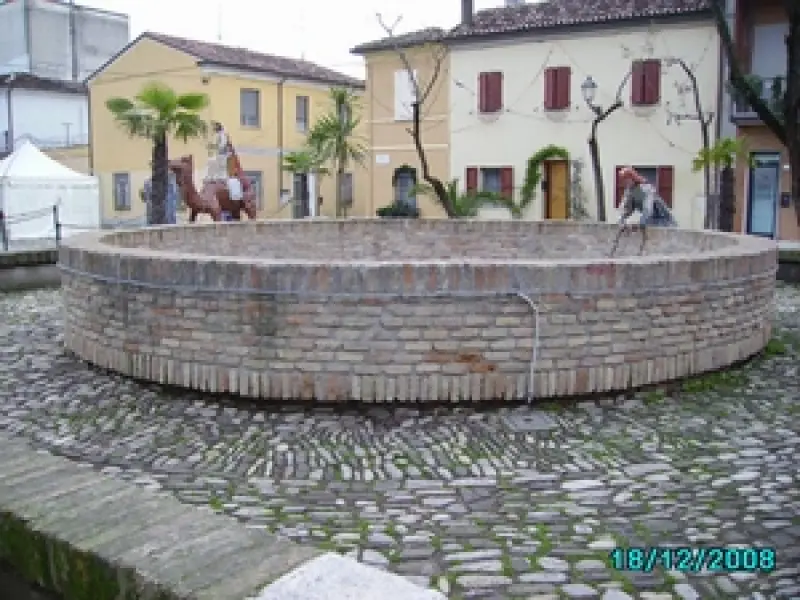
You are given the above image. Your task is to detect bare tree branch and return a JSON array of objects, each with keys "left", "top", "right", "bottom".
[
  {"left": 665, "top": 57, "right": 714, "bottom": 227},
  {"left": 420, "top": 45, "right": 447, "bottom": 103},
  {"left": 375, "top": 12, "right": 455, "bottom": 217}
]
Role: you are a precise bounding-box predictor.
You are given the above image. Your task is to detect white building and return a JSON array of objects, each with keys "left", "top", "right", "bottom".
[
  {"left": 448, "top": 0, "right": 720, "bottom": 228},
  {"left": 0, "top": 73, "right": 88, "bottom": 152},
  {"left": 0, "top": 0, "right": 129, "bottom": 158},
  {"left": 0, "top": 0, "right": 129, "bottom": 82}
]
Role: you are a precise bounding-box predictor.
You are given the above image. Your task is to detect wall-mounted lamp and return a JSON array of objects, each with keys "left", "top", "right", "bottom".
[{"left": 581, "top": 76, "right": 598, "bottom": 108}]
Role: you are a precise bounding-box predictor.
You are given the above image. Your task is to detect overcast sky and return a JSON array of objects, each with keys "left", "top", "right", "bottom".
[{"left": 79, "top": 0, "right": 507, "bottom": 78}]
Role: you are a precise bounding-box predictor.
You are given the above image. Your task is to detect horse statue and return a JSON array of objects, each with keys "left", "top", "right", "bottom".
[{"left": 168, "top": 154, "right": 257, "bottom": 222}]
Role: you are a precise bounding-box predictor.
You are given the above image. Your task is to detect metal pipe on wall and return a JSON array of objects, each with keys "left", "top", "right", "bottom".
[
  {"left": 6, "top": 74, "right": 16, "bottom": 153},
  {"left": 276, "top": 78, "right": 287, "bottom": 213},
  {"left": 87, "top": 89, "right": 94, "bottom": 174},
  {"left": 23, "top": 0, "right": 32, "bottom": 72},
  {"left": 69, "top": 0, "right": 78, "bottom": 81}
]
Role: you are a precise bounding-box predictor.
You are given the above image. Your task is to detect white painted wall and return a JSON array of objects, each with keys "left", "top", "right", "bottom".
[
  {"left": 0, "top": 88, "right": 89, "bottom": 149},
  {"left": 449, "top": 20, "right": 721, "bottom": 229}
]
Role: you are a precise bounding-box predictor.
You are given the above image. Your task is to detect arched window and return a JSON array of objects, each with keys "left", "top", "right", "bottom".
[{"left": 392, "top": 165, "right": 417, "bottom": 209}]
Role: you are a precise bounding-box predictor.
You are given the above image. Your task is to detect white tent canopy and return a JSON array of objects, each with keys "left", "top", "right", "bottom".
[{"left": 0, "top": 139, "right": 100, "bottom": 240}]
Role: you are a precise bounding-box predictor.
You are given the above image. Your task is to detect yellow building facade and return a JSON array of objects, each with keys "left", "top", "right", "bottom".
[
  {"left": 352, "top": 32, "right": 451, "bottom": 217},
  {"left": 88, "top": 32, "right": 368, "bottom": 225}
]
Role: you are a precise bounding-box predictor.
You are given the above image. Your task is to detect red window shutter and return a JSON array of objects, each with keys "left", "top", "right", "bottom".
[
  {"left": 500, "top": 167, "right": 514, "bottom": 199},
  {"left": 544, "top": 67, "right": 556, "bottom": 110},
  {"left": 478, "top": 73, "right": 488, "bottom": 113},
  {"left": 631, "top": 60, "right": 644, "bottom": 105},
  {"left": 489, "top": 72, "right": 503, "bottom": 112},
  {"left": 657, "top": 166, "right": 674, "bottom": 207},
  {"left": 644, "top": 59, "right": 661, "bottom": 104},
  {"left": 615, "top": 165, "right": 625, "bottom": 208},
  {"left": 466, "top": 167, "right": 478, "bottom": 192},
  {"left": 558, "top": 66, "right": 571, "bottom": 109}
]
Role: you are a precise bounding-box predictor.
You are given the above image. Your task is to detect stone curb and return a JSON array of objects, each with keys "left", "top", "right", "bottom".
[{"left": 0, "top": 433, "right": 444, "bottom": 600}]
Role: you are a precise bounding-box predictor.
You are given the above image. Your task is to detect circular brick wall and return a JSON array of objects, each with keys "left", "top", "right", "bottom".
[{"left": 59, "top": 220, "right": 777, "bottom": 402}]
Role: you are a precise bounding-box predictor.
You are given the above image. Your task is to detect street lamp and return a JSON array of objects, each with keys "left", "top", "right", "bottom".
[
  {"left": 581, "top": 76, "right": 598, "bottom": 108},
  {"left": 580, "top": 73, "right": 622, "bottom": 223}
]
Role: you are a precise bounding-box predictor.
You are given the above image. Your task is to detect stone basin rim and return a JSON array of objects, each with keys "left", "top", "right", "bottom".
[
  {"left": 60, "top": 220, "right": 777, "bottom": 266},
  {"left": 58, "top": 219, "right": 778, "bottom": 402}
]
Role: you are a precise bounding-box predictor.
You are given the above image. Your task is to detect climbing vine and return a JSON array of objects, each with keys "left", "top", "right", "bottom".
[{"left": 519, "top": 144, "right": 570, "bottom": 215}]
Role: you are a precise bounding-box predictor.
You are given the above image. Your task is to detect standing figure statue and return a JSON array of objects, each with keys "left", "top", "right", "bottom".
[
  {"left": 610, "top": 166, "right": 677, "bottom": 256},
  {"left": 209, "top": 121, "right": 244, "bottom": 203}
]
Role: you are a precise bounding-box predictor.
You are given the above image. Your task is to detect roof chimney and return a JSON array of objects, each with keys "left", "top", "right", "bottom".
[{"left": 461, "top": 0, "right": 473, "bottom": 26}]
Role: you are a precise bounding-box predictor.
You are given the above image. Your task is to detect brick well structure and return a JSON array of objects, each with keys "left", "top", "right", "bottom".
[{"left": 59, "top": 220, "right": 777, "bottom": 402}]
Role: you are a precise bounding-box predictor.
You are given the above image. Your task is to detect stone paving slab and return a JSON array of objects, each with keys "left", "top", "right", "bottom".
[
  {"left": 255, "top": 553, "right": 444, "bottom": 599},
  {"left": 0, "top": 434, "right": 443, "bottom": 600},
  {"left": 0, "top": 286, "right": 799, "bottom": 598}
]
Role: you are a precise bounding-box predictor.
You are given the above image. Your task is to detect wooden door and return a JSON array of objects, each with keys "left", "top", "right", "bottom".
[{"left": 545, "top": 160, "right": 569, "bottom": 219}]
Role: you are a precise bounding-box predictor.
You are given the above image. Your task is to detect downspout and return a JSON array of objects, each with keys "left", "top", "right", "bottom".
[
  {"left": 23, "top": 0, "right": 32, "bottom": 72},
  {"left": 69, "top": 0, "right": 78, "bottom": 81},
  {"left": 6, "top": 74, "right": 15, "bottom": 153},
  {"left": 714, "top": 29, "right": 724, "bottom": 228},
  {"left": 368, "top": 61, "right": 374, "bottom": 216},
  {"left": 87, "top": 85, "right": 93, "bottom": 174},
  {"left": 276, "top": 77, "right": 287, "bottom": 213}
]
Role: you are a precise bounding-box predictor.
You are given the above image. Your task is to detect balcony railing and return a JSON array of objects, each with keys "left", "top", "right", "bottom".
[{"left": 731, "top": 75, "right": 785, "bottom": 121}]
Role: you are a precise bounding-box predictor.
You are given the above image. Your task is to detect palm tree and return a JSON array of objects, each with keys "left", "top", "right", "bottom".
[
  {"left": 306, "top": 88, "right": 366, "bottom": 216},
  {"left": 283, "top": 149, "right": 326, "bottom": 176},
  {"left": 106, "top": 82, "right": 209, "bottom": 225},
  {"left": 412, "top": 179, "right": 510, "bottom": 217},
  {"left": 693, "top": 137, "right": 753, "bottom": 231}
]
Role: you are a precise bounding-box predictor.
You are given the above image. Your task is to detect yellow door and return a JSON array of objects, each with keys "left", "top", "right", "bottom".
[{"left": 546, "top": 161, "right": 569, "bottom": 219}]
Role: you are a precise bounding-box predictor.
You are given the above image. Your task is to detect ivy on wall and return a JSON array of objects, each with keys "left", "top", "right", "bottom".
[{"left": 518, "top": 144, "right": 570, "bottom": 217}]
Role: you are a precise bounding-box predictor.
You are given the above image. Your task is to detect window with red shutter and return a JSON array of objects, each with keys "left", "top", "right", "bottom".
[
  {"left": 643, "top": 59, "right": 661, "bottom": 105},
  {"left": 465, "top": 167, "right": 478, "bottom": 193},
  {"left": 544, "top": 67, "right": 571, "bottom": 110},
  {"left": 631, "top": 61, "right": 644, "bottom": 106},
  {"left": 614, "top": 165, "right": 626, "bottom": 208},
  {"left": 631, "top": 59, "right": 661, "bottom": 106},
  {"left": 500, "top": 167, "right": 514, "bottom": 199},
  {"left": 478, "top": 73, "right": 488, "bottom": 113},
  {"left": 544, "top": 67, "right": 557, "bottom": 110},
  {"left": 479, "top": 71, "right": 503, "bottom": 113},
  {"left": 656, "top": 166, "right": 674, "bottom": 207},
  {"left": 557, "top": 66, "right": 571, "bottom": 110}
]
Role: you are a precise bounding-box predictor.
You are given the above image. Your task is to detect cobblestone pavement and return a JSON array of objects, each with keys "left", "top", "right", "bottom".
[{"left": 1, "top": 286, "right": 798, "bottom": 600}]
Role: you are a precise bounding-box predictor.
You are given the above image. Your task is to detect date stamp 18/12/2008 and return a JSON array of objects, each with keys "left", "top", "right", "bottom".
[{"left": 609, "top": 547, "right": 776, "bottom": 573}]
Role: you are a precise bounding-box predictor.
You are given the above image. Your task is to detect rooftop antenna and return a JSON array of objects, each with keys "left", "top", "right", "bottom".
[{"left": 217, "top": 3, "right": 222, "bottom": 41}]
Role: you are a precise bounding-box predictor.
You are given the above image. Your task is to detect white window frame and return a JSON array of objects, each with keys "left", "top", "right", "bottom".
[
  {"left": 394, "top": 69, "right": 417, "bottom": 121},
  {"left": 240, "top": 88, "right": 260, "bottom": 127},
  {"left": 112, "top": 172, "right": 130, "bottom": 211},
  {"left": 296, "top": 95, "right": 309, "bottom": 132}
]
